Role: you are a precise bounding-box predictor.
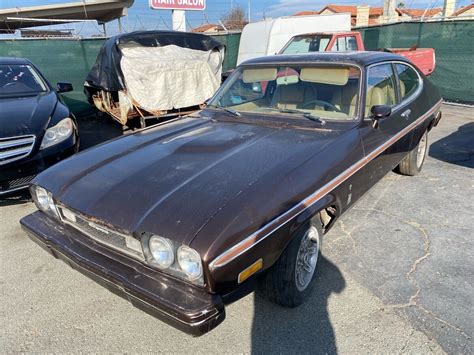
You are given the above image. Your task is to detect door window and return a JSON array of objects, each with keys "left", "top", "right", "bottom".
[
  {"left": 365, "top": 64, "right": 397, "bottom": 117},
  {"left": 395, "top": 64, "right": 420, "bottom": 101},
  {"left": 331, "top": 36, "right": 358, "bottom": 52},
  {"left": 346, "top": 36, "right": 358, "bottom": 51}
]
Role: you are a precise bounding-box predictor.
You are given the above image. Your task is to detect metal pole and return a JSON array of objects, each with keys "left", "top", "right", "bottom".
[
  {"left": 118, "top": 17, "right": 123, "bottom": 33},
  {"left": 248, "top": 0, "right": 251, "bottom": 22}
]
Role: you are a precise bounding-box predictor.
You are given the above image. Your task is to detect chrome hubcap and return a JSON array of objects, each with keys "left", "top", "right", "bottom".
[
  {"left": 416, "top": 134, "right": 427, "bottom": 168},
  {"left": 295, "top": 226, "right": 320, "bottom": 291}
]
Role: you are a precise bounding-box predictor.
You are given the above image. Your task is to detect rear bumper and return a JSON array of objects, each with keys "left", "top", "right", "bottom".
[{"left": 20, "top": 212, "right": 225, "bottom": 336}]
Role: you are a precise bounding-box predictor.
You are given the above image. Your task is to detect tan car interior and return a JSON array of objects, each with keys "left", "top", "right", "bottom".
[
  {"left": 231, "top": 66, "right": 411, "bottom": 120},
  {"left": 365, "top": 78, "right": 404, "bottom": 116}
]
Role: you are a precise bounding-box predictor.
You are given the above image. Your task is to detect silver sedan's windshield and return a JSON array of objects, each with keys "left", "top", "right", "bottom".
[
  {"left": 0, "top": 64, "right": 48, "bottom": 96},
  {"left": 209, "top": 65, "right": 361, "bottom": 121}
]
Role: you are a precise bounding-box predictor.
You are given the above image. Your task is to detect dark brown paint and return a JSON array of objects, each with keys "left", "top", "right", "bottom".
[{"left": 21, "top": 52, "right": 442, "bottom": 335}]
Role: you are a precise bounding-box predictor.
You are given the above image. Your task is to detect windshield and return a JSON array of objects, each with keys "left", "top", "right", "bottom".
[
  {"left": 0, "top": 64, "right": 48, "bottom": 96},
  {"left": 281, "top": 35, "right": 332, "bottom": 54},
  {"left": 209, "top": 65, "right": 361, "bottom": 121}
]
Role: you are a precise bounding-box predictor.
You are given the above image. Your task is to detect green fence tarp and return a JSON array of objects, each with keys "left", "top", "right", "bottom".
[
  {"left": 359, "top": 20, "right": 474, "bottom": 103},
  {"left": 0, "top": 33, "right": 241, "bottom": 115},
  {"left": 1, "top": 23, "right": 472, "bottom": 113},
  {"left": 0, "top": 38, "right": 105, "bottom": 114},
  {"left": 212, "top": 32, "right": 241, "bottom": 72}
]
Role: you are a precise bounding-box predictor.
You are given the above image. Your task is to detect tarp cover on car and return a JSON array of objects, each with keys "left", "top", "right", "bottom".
[{"left": 85, "top": 30, "right": 224, "bottom": 92}]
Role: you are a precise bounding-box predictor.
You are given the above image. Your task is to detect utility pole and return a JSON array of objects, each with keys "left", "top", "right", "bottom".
[
  {"left": 383, "top": 0, "right": 397, "bottom": 23},
  {"left": 172, "top": 10, "right": 186, "bottom": 32},
  {"left": 442, "top": 0, "right": 456, "bottom": 17},
  {"left": 248, "top": 0, "right": 251, "bottom": 22}
]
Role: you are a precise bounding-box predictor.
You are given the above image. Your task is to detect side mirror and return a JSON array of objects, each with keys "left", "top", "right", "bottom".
[
  {"left": 370, "top": 105, "right": 391, "bottom": 128},
  {"left": 57, "top": 82, "right": 73, "bottom": 93}
]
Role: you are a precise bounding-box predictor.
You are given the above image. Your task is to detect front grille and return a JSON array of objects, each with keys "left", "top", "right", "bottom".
[
  {"left": 57, "top": 206, "right": 145, "bottom": 261},
  {"left": 0, "top": 174, "right": 36, "bottom": 192},
  {"left": 0, "top": 135, "right": 36, "bottom": 166}
]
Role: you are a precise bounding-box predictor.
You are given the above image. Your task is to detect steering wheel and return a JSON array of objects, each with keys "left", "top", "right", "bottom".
[{"left": 302, "top": 99, "right": 342, "bottom": 112}]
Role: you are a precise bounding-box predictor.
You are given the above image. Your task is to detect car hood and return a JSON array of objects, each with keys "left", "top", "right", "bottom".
[
  {"left": 0, "top": 92, "right": 57, "bottom": 138},
  {"left": 36, "top": 115, "right": 344, "bottom": 246}
]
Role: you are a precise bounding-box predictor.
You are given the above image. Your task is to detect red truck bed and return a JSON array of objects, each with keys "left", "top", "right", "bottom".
[{"left": 387, "top": 48, "right": 436, "bottom": 76}]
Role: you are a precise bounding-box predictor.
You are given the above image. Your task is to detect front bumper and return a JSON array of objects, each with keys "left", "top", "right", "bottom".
[
  {"left": 20, "top": 212, "right": 225, "bottom": 336},
  {"left": 0, "top": 137, "right": 77, "bottom": 196}
]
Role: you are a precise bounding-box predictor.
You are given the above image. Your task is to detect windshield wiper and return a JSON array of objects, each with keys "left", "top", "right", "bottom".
[
  {"left": 207, "top": 104, "right": 241, "bottom": 117},
  {"left": 275, "top": 108, "right": 326, "bottom": 125}
]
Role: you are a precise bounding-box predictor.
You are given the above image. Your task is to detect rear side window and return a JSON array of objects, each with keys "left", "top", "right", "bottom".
[
  {"left": 396, "top": 64, "right": 420, "bottom": 101},
  {"left": 365, "top": 64, "right": 397, "bottom": 116}
]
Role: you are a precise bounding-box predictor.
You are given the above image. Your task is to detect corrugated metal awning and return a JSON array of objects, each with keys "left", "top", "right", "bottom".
[{"left": 0, "top": 0, "right": 134, "bottom": 33}]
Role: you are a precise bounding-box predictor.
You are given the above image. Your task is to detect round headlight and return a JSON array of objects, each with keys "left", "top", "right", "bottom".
[
  {"left": 31, "top": 185, "right": 57, "bottom": 216},
  {"left": 35, "top": 186, "right": 50, "bottom": 211},
  {"left": 149, "top": 236, "right": 174, "bottom": 268},
  {"left": 177, "top": 246, "right": 203, "bottom": 280}
]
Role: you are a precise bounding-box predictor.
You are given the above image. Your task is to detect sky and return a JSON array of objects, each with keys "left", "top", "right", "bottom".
[{"left": 1, "top": 0, "right": 471, "bottom": 37}]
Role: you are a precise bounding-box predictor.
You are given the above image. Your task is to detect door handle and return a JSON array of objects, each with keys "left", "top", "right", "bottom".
[{"left": 401, "top": 109, "right": 412, "bottom": 119}]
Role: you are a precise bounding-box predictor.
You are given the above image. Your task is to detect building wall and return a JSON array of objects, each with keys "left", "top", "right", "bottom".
[{"left": 456, "top": 8, "right": 474, "bottom": 20}]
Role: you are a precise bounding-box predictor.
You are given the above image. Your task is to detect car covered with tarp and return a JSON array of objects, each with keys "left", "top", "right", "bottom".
[{"left": 84, "top": 31, "right": 225, "bottom": 126}]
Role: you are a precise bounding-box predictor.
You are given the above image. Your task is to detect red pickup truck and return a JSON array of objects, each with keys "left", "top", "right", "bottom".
[{"left": 279, "top": 31, "right": 435, "bottom": 76}]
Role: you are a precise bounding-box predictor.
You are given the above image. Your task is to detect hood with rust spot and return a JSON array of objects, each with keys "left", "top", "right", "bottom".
[{"left": 34, "top": 114, "right": 344, "bottom": 250}]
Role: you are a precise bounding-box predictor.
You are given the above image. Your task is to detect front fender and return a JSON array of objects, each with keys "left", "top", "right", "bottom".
[{"left": 207, "top": 193, "right": 338, "bottom": 295}]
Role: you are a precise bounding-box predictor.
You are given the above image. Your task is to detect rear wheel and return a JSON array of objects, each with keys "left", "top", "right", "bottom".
[
  {"left": 258, "top": 220, "right": 322, "bottom": 307},
  {"left": 397, "top": 130, "right": 428, "bottom": 176}
]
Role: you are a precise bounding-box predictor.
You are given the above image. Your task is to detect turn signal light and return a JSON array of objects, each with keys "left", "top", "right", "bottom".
[{"left": 238, "top": 258, "right": 263, "bottom": 284}]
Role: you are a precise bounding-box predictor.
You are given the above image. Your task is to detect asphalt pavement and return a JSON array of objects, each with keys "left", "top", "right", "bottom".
[{"left": 0, "top": 104, "right": 472, "bottom": 353}]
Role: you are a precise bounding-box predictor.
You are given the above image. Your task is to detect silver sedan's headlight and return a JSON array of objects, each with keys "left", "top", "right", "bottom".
[
  {"left": 40, "top": 118, "right": 74, "bottom": 150},
  {"left": 177, "top": 245, "right": 203, "bottom": 281},
  {"left": 30, "top": 185, "right": 58, "bottom": 218},
  {"left": 149, "top": 236, "right": 174, "bottom": 269}
]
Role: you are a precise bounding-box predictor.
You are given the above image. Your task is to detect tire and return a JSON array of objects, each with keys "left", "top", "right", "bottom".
[
  {"left": 397, "top": 130, "right": 428, "bottom": 176},
  {"left": 258, "top": 219, "right": 322, "bottom": 308}
]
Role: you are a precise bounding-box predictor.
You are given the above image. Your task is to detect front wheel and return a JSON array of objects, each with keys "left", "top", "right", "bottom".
[
  {"left": 258, "top": 220, "right": 322, "bottom": 307},
  {"left": 397, "top": 130, "right": 428, "bottom": 176}
]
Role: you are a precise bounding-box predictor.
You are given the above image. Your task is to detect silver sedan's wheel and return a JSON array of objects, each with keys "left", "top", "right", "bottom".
[{"left": 295, "top": 226, "right": 320, "bottom": 291}]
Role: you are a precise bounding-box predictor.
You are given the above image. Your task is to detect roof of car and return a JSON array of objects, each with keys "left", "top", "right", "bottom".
[
  {"left": 240, "top": 51, "right": 410, "bottom": 67},
  {"left": 0, "top": 57, "right": 32, "bottom": 65}
]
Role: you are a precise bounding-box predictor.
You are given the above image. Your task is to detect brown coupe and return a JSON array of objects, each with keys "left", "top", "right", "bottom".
[{"left": 21, "top": 52, "right": 442, "bottom": 336}]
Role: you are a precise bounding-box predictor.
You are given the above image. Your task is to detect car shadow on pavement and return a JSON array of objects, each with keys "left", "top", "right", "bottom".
[
  {"left": 251, "top": 255, "right": 345, "bottom": 353},
  {"left": 76, "top": 112, "right": 126, "bottom": 151},
  {"left": 429, "top": 122, "right": 474, "bottom": 168},
  {"left": 0, "top": 190, "right": 31, "bottom": 207}
]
